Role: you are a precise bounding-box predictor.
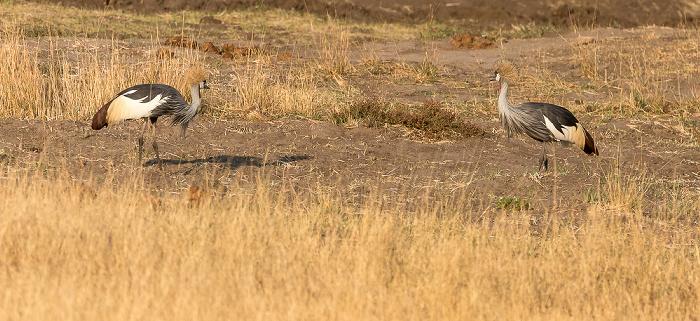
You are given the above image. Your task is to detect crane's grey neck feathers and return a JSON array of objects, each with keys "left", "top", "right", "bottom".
[
  {"left": 497, "top": 80, "right": 512, "bottom": 135},
  {"left": 498, "top": 80, "right": 510, "bottom": 112},
  {"left": 174, "top": 83, "right": 202, "bottom": 137},
  {"left": 497, "top": 80, "right": 531, "bottom": 138},
  {"left": 190, "top": 83, "right": 202, "bottom": 110}
]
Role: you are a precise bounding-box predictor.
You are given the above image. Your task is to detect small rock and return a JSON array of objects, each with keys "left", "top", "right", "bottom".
[
  {"left": 221, "top": 43, "right": 237, "bottom": 53},
  {"left": 220, "top": 43, "right": 268, "bottom": 58}
]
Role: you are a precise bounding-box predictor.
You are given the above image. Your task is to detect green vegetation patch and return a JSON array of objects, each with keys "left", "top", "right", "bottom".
[{"left": 495, "top": 196, "right": 531, "bottom": 211}]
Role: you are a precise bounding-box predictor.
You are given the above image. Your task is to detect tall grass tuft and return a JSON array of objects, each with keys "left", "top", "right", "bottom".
[
  {"left": 228, "top": 61, "right": 342, "bottom": 120},
  {"left": 318, "top": 28, "right": 352, "bottom": 77}
]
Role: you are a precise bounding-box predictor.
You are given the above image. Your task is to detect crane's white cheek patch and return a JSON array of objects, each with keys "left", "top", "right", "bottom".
[{"left": 106, "top": 94, "right": 166, "bottom": 123}]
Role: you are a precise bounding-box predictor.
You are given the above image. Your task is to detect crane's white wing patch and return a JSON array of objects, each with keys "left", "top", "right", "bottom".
[
  {"left": 543, "top": 115, "right": 577, "bottom": 142},
  {"left": 106, "top": 94, "right": 167, "bottom": 123},
  {"left": 543, "top": 115, "right": 585, "bottom": 145}
]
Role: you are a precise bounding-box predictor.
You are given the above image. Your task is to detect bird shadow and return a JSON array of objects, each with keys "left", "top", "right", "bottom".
[{"left": 143, "top": 155, "right": 312, "bottom": 171}]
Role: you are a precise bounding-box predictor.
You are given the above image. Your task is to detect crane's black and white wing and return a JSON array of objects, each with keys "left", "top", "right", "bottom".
[
  {"left": 108, "top": 84, "right": 170, "bottom": 121},
  {"left": 521, "top": 102, "right": 598, "bottom": 155},
  {"left": 92, "top": 84, "right": 187, "bottom": 130},
  {"left": 116, "top": 84, "right": 189, "bottom": 119}
]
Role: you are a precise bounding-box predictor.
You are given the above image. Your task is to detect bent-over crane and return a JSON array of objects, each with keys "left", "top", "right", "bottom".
[{"left": 91, "top": 67, "right": 209, "bottom": 165}]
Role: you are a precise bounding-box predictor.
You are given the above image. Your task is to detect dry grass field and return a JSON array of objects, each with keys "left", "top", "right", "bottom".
[{"left": 1, "top": 1, "right": 699, "bottom": 320}]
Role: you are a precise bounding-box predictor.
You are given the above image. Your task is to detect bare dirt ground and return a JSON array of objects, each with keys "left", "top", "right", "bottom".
[{"left": 1, "top": 109, "right": 698, "bottom": 215}]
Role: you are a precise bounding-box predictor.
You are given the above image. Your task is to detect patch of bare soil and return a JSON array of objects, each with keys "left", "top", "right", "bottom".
[
  {"left": 1, "top": 115, "right": 697, "bottom": 215},
  {"left": 47, "top": 0, "right": 697, "bottom": 28}
]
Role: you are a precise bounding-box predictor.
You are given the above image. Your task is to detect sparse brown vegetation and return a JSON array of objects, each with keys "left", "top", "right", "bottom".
[
  {"left": 0, "top": 1, "right": 699, "bottom": 320},
  {"left": 333, "top": 99, "right": 484, "bottom": 140}
]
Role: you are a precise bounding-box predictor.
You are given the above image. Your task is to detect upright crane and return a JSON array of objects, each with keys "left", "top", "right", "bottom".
[{"left": 490, "top": 60, "right": 598, "bottom": 171}]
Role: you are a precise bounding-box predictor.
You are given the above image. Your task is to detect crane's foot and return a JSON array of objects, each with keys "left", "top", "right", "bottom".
[
  {"left": 152, "top": 141, "right": 162, "bottom": 169},
  {"left": 138, "top": 136, "right": 145, "bottom": 165},
  {"left": 538, "top": 158, "right": 549, "bottom": 172}
]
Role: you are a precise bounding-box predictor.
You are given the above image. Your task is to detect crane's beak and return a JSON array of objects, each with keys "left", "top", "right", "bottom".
[
  {"left": 203, "top": 83, "right": 210, "bottom": 89},
  {"left": 488, "top": 75, "right": 497, "bottom": 81}
]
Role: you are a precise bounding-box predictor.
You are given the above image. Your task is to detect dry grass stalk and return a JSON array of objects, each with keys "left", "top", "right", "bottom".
[
  {"left": 188, "top": 185, "right": 208, "bottom": 207},
  {"left": 318, "top": 28, "right": 353, "bottom": 77}
]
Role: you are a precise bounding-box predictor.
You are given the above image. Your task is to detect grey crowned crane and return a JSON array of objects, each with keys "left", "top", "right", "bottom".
[
  {"left": 489, "top": 60, "right": 598, "bottom": 171},
  {"left": 91, "top": 67, "right": 209, "bottom": 164}
]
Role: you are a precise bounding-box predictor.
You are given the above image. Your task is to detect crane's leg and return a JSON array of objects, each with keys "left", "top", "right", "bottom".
[
  {"left": 138, "top": 118, "right": 148, "bottom": 165},
  {"left": 538, "top": 142, "right": 549, "bottom": 172},
  {"left": 150, "top": 118, "right": 162, "bottom": 169}
]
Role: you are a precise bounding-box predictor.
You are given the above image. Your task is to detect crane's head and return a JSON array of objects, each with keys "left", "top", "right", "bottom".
[
  {"left": 185, "top": 66, "right": 209, "bottom": 89},
  {"left": 490, "top": 59, "right": 517, "bottom": 83}
]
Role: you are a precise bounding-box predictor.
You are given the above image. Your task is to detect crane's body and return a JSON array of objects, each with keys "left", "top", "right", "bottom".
[
  {"left": 490, "top": 60, "right": 598, "bottom": 171},
  {"left": 91, "top": 83, "right": 205, "bottom": 136},
  {"left": 91, "top": 67, "right": 209, "bottom": 165}
]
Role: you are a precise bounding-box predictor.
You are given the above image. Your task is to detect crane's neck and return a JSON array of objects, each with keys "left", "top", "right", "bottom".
[
  {"left": 190, "top": 84, "right": 202, "bottom": 109},
  {"left": 498, "top": 80, "right": 511, "bottom": 113}
]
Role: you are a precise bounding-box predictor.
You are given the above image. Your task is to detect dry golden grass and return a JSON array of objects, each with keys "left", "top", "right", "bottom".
[
  {"left": 318, "top": 28, "right": 353, "bottom": 78},
  {"left": 0, "top": 2, "right": 417, "bottom": 42},
  {"left": 0, "top": 24, "right": 206, "bottom": 120},
  {"left": 0, "top": 18, "right": 355, "bottom": 123},
  {"left": 213, "top": 60, "right": 351, "bottom": 121},
  {"left": 567, "top": 27, "right": 700, "bottom": 116},
  {"left": 0, "top": 166, "right": 697, "bottom": 320}
]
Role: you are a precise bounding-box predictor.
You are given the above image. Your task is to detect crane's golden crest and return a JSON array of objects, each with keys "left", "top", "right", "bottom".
[
  {"left": 494, "top": 59, "right": 518, "bottom": 81},
  {"left": 185, "top": 67, "right": 208, "bottom": 86}
]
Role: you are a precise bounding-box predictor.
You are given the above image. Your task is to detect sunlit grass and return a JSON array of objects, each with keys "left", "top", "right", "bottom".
[
  {"left": 0, "top": 164, "right": 697, "bottom": 320},
  {"left": 0, "top": 1, "right": 417, "bottom": 42}
]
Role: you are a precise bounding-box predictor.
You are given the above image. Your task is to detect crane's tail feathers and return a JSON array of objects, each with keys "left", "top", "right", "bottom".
[
  {"left": 91, "top": 100, "right": 112, "bottom": 130},
  {"left": 574, "top": 125, "right": 599, "bottom": 156},
  {"left": 582, "top": 129, "right": 598, "bottom": 155}
]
